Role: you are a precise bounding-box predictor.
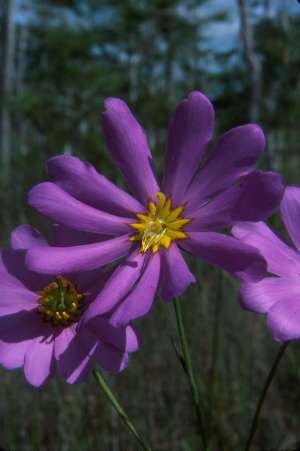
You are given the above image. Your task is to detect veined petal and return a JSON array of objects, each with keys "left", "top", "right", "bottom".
[
  {"left": 47, "top": 155, "right": 144, "bottom": 216},
  {"left": 83, "top": 250, "right": 146, "bottom": 321},
  {"left": 102, "top": 97, "right": 159, "bottom": 204},
  {"left": 181, "top": 232, "right": 267, "bottom": 282},
  {"left": 26, "top": 235, "right": 132, "bottom": 274},
  {"left": 163, "top": 91, "right": 214, "bottom": 204},
  {"left": 160, "top": 244, "right": 196, "bottom": 302},
  {"left": 87, "top": 318, "right": 140, "bottom": 353},
  {"left": 239, "top": 276, "right": 300, "bottom": 313},
  {"left": 110, "top": 253, "right": 161, "bottom": 327},
  {"left": 185, "top": 124, "right": 265, "bottom": 209},
  {"left": 28, "top": 182, "right": 132, "bottom": 236},
  {"left": 232, "top": 221, "right": 300, "bottom": 277}
]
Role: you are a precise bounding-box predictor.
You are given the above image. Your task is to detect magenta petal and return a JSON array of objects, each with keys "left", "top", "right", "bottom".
[
  {"left": 48, "top": 155, "right": 144, "bottom": 216},
  {"left": 181, "top": 232, "right": 266, "bottom": 282},
  {"left": 280, "top": 186, "right": 300, "bottom": 252},
  {"left": 26, "top": 235, "right": 132, "bottom": 274},
  {"left": 185, "top": 124, "right": 265, "bottom": 209},
  {"left": 240, "top": 276, "right": 300, "bottom": 313},
  {"left": 185, "top": 185, "right": 241, "bottom": 230},
  {"left": 0, "top": 339, "right": 32, "bottom": 369},
  {"left": 232, "top": 221, "right": 300, "bottom": 276},
  {"left": 102, "top": 98, "right": 159, "bottom": 204},
  {"left": 160, "top": 244, "right": 196, "bottom": 301},
  {"left": 87, "top": 318, "right": 139, "bottom": 353},
  {"left": 231, "top": 171, "right": 284, "bottom": 222},
  {"left": 28, "top": 182, "right": 132, "bottom": 236},
  {"left": 11, "top": 225, "right": 48, "bottom": 250},
  {"left": 111, "top": 253, "right": 161, "bottom": 326},
  {"left": 0, "top": 287, "right": 37, "bottom": 315},
  {"left": 163, "top": 92, "right": 214, "bottom": 204},
  {"left": 55, "top": 327, "right": 94, "bottom": 384},
  {"left": 24, "top": 337, "right": 54, "bottom": 387},
  {"left": 84, "top": 250, "right": 145, "bottom": 321},
  {"left": 93, "top": 342, "right": 129, "bottom": 373},
  {"left": 268, "top": 297, "right": 300, "bottom": 342}
]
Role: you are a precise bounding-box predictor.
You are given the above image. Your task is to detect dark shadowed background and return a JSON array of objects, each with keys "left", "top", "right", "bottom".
[{"left": 1, "top": 0, "right": 300, "bottom": 450}]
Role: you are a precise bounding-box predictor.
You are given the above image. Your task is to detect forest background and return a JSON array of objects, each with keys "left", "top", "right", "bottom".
[{"left": 1, "top": 0, "right": 300, "bottom": 450}]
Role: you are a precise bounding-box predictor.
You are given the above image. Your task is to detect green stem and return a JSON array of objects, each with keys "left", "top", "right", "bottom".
[
  {"left": 244, "top": 342, "right": 289, "bottom": 451},
  {"left": 93, "top": 369, "right": 152, "bottom": 451},
  {"left": 174, "top": 297, "right": 208, "bottom": 451}
]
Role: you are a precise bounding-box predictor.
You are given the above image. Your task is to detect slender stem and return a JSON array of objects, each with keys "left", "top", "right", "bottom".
[
  {"left": 93, "top": 369, "right": 153, "bottom": 451},
  {"left": 174, "top": 297, "right": 208, "bottom": 451},
  {"left": 244, "top": 342, "right": 289, "bottom": 451}
]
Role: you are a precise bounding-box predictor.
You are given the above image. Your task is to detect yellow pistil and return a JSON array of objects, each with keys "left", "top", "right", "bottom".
[
  {"left": 130, "top": 192, "right": 191, "bottom": 254},
  {"left": 37, "top": 276, "right": 84, "bottom": 326}
]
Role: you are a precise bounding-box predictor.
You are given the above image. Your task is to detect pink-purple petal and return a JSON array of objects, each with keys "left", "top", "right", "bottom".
[
  {"left": 163, "top": 91, "right": 214, "bottom": 204},
  {"left": 24, "top": 336, "right": 55, "bottom": 387},
  {"left": 160, "top": 244, "right": 196, "bottom": 301},
  {"left": 110, "top": 253, "right": 161, "bottom": 327},
  {"left": 181, "top": 232, "right": 266, "bottom": 282},
  {"left": 280, "top": 186, "right": 300, "bottom": 252},
  {"left": 102, "top": 97, "right": 159, "bottom": 204},
  {"left": 268, "top": 297, "right": 300, "bottom": 342},
  {"left": 232, "top": 221, "right": 300, "bottom": 276},
  {"left": 84, "top": 250, "right": 145, "bottom": 321},
  {"left": 87, "top": 317, "right": 140, "bottom": 353},
  {"left": 240, "top": 276, "right": 300, "bottom": 313},
  {"left": 0, "top": 339, "right": 32, "bottom": 369},
  {"left": 26, "top": 235, "right": 132, "bottom": 274},
  {"left": 93, "top": 342, "right": 129, "bottom": 373},
  {"left": 48, "top": 155, "right": 144, "bottom": 216},
  {"left": 28, "top": 182, "right": 132, "bottom": 236},
  {"left": 231, "top": 171, "right": 284, "bottom": 222},
  {"left": 11, "top": 225, "right": 48, "bottom": 250},
  {"left": 55, "top": 327, "right": 94, "bottom": 384},
  {"left": 185, "top": 124, "right": 265, "bottom": 209}
]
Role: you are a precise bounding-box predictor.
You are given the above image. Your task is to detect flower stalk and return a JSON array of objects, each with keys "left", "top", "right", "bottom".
[
  {"left": 93, "top": 369, "right": 153, "bottom": 451},
  {"left": 174, "top": 297, "right": 208, "bottom": 451},
  {"left": 244, "top": 342, "right": 289, "bottom": 451}
]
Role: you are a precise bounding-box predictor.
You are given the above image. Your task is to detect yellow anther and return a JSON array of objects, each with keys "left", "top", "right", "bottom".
[{"left": 130, "top": 192, "right": 191, "bottom": 254}]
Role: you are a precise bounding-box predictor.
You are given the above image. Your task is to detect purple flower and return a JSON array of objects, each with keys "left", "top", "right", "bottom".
[
  {"left": 26, "top": 92, "right": 284, "bottom": 327},
  {"left": 0, "top": 225, "right": 139, "bottom": 387},
  {"left": 232, "top": 186, "right": 300, "bottom": 342}
]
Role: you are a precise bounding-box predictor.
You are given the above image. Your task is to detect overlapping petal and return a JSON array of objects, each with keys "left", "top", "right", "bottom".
[
  {"left": 160, "top": 244, "right": 196, "bottom": 301},
  {"left": 11, "top": 225, "right": 48, "bottom": 250},
  {"left": 24, "top": 337, "right": 55, "bottom": 387},
  {"left": 102, "top": 98, "right": 159, "bottom": 203},
  {"left": 28, "top": 182, "right": 132, "bottom": 236},
  {"left": 26, "top": 235, "right": 132, "bottom": 274},
  {"left": 185, "top": 124, "right": 265, "bottom": 209},
  {"left": 181, "top": 232, "right": 266, "bottom": 282},
  {"left": 268, "top": 297, "right": 300, "bottom": 341},
  {"left": 48, "top": 155, "right": 144, "bottom": 216},
  {"left": 232, "top": 221, "right": 300, "bottom": 276},
  {"left": 163, "top": 91, "right": 214, "bottom": 204}
]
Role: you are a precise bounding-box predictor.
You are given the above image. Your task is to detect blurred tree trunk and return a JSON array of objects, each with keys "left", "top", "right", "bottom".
[
  {"left": 1, "top": 0, "right": 16, "bottom": 173},
  {"left": 237, "top": 0, "right": 261, "bottom": 122}
]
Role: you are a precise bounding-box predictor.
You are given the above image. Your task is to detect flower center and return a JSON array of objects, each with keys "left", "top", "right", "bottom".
[
  {"left": 130, "top": 192, "right": 191, "bottom": 253},
  {"left": 37, "top": 276, "right": 84, "bottom": 326}
]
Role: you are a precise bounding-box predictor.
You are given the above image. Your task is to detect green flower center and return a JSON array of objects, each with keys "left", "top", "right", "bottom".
[{"left": 37, "top": 276, "right": 84, "bottom": 326}]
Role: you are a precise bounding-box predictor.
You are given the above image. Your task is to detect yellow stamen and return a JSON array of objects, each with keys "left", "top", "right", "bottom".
[
  {"left": 36, "top": 276, "right": 84, "bottom": 327},
  {"left": 129, "top": 191, "right": 191, "bottom": 254}
]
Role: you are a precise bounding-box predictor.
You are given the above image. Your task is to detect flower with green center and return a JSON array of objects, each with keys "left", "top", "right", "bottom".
[
  {"left": 130, "top": 192, "right": 191, "bottom": 253},
  {"left": 0, "top": 225, "right": 139, "bottom": 387},
  {"left": 37, "top": 275, "right": 84, "bottom": 326},
  {"left": 26, "top": 91, "right": 284, "bottom": 328}
]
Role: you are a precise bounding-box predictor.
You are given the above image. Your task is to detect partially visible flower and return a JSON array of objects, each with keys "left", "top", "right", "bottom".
[
  {"left": 232, "top": 186, "right": 300, "bottom": 342},
  {"left": 26, "top": 92, "right": 284, "bottom": 327},
  {"left": 0, "top": 225, "right": 139, "bottom": 387}
]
